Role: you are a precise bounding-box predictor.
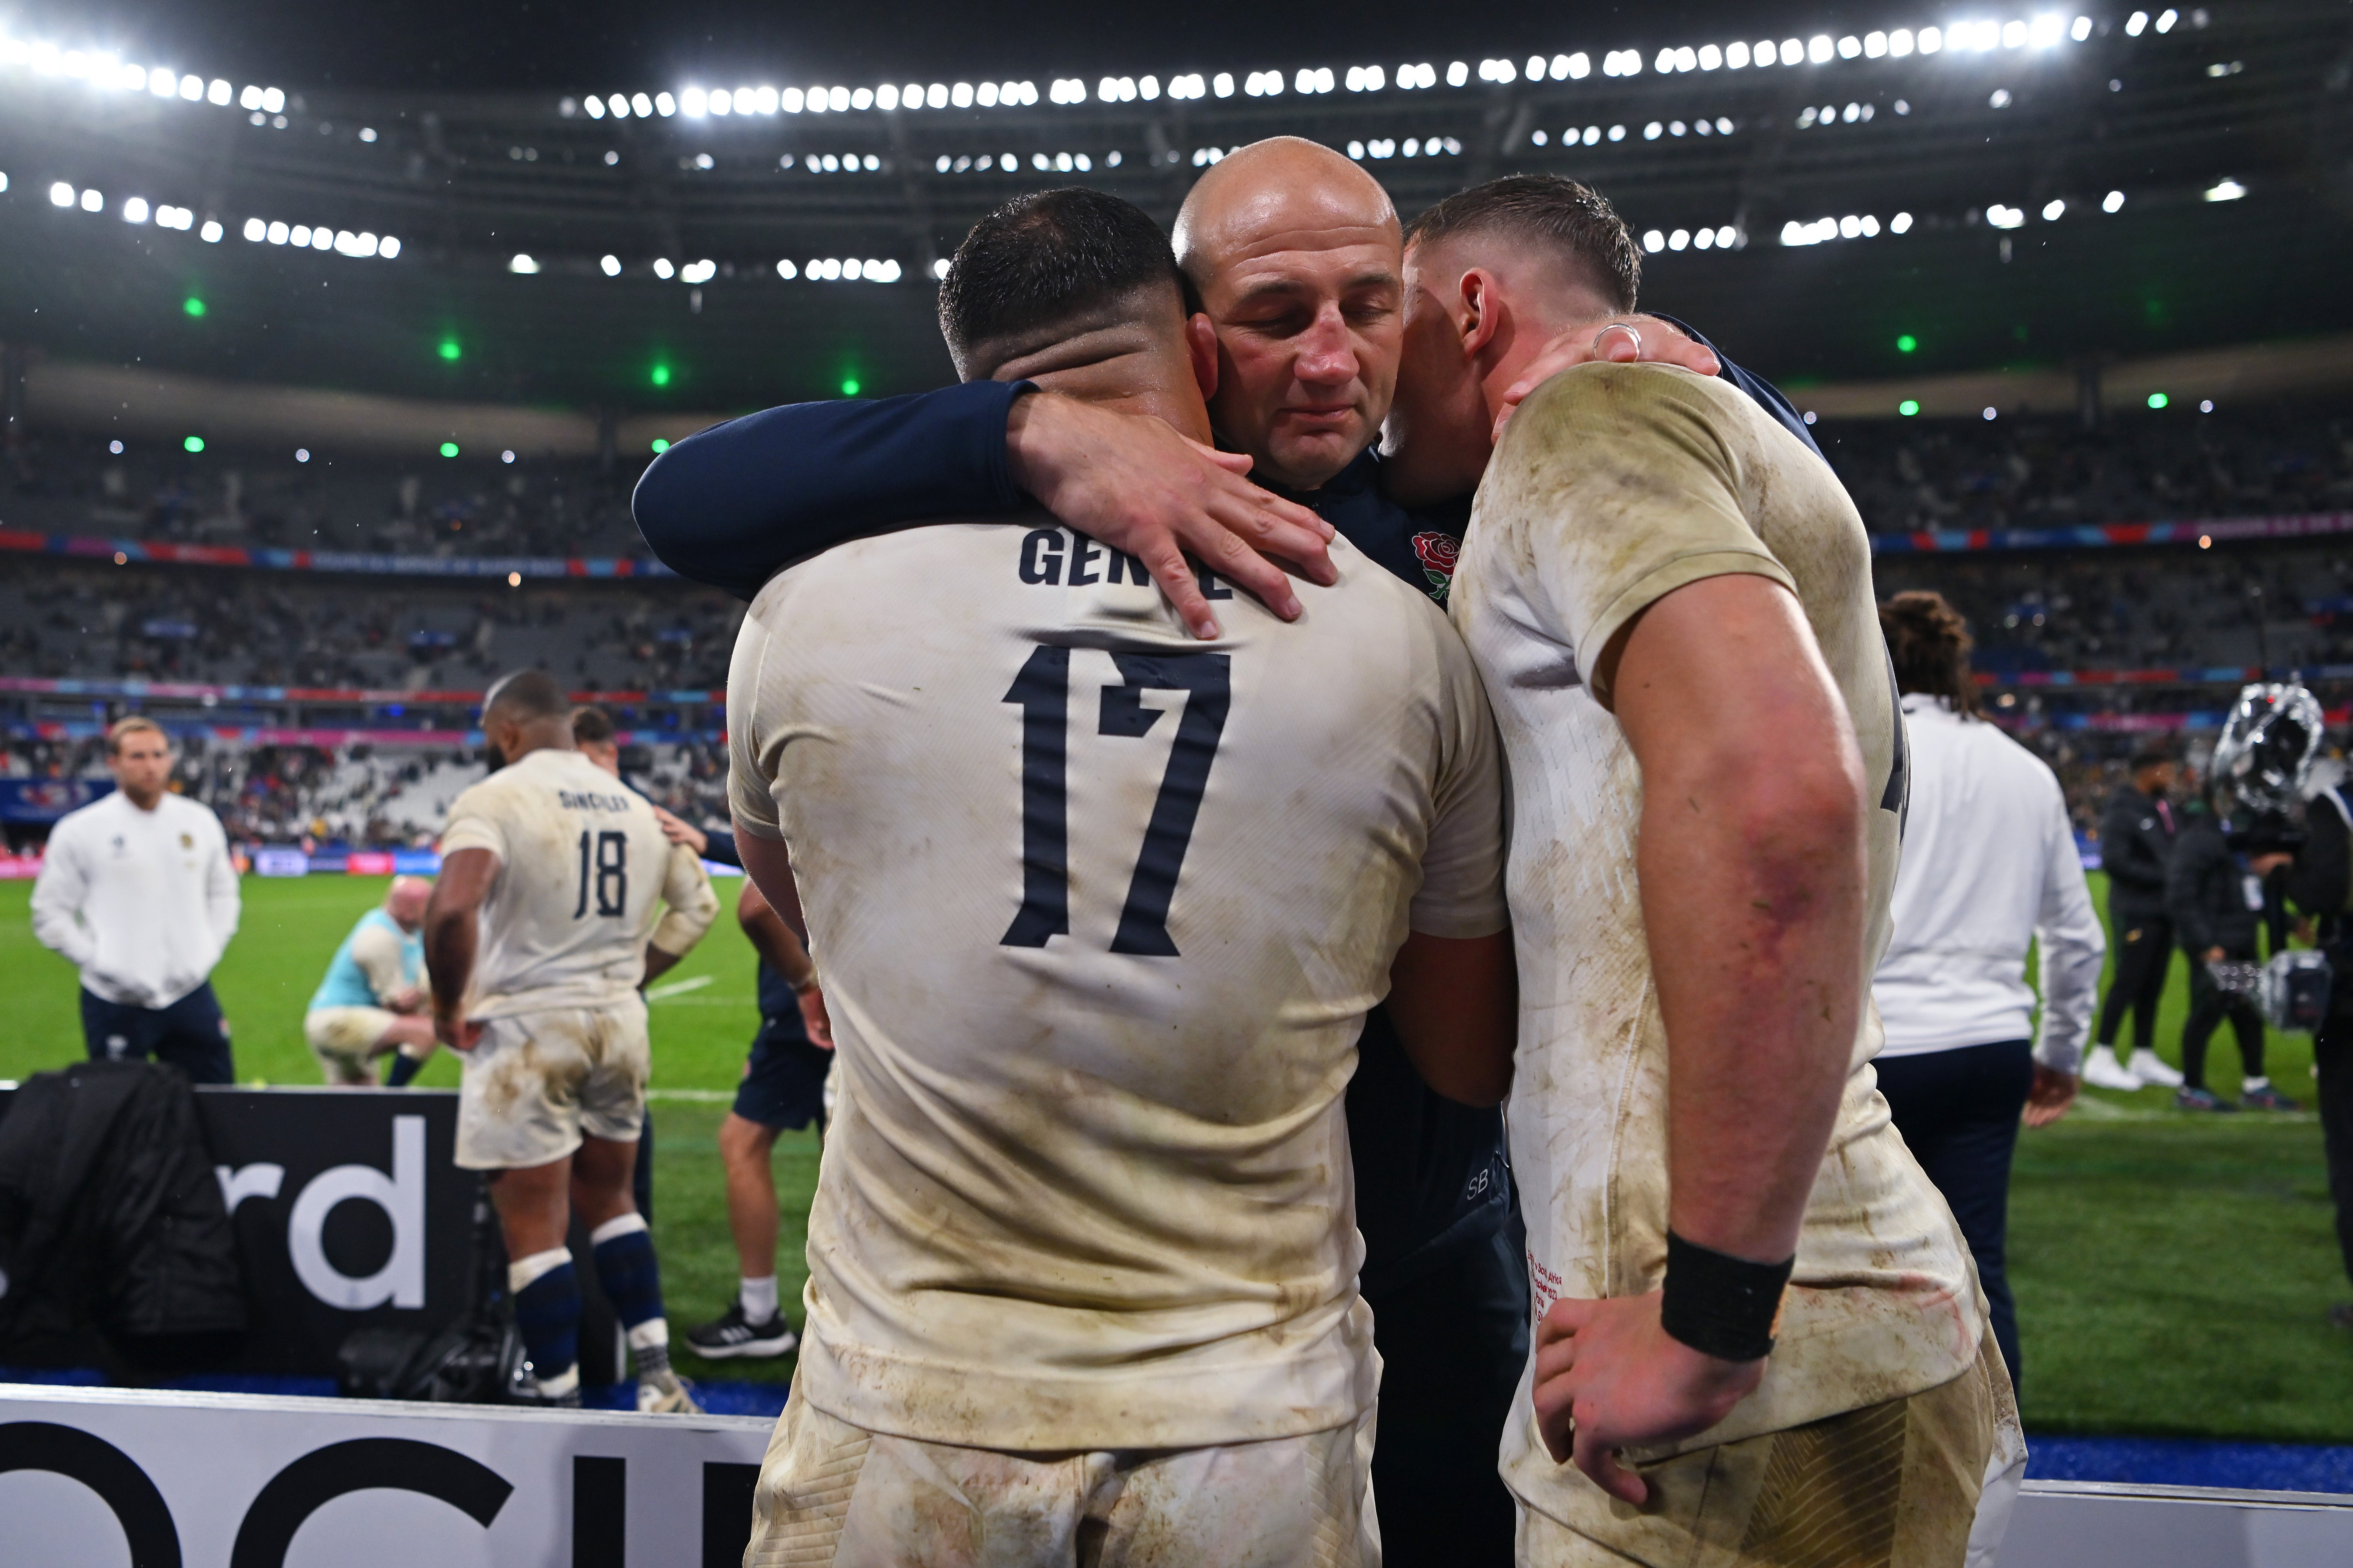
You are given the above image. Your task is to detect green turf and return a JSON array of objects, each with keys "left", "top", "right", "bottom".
[{"left": 3, "top": 873, "right": 2349, "bottom": 1428}]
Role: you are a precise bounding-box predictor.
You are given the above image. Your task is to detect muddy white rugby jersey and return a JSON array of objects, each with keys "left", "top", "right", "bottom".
[
  {"left": 438, "top": 746, "right": 718, "bottom": 1017},
  {"left": 728, "top": 516, "right": 1506, "bottom": 1450},
  {"left": 1450, "top": 365, "right": 1979, "bottom": 1504}
]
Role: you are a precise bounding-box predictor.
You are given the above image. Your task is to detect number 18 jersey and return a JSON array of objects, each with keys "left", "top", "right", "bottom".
[
  {"left": 727, "top": 516, "right": 1506, "bottom": 1452},
  {"left": 438, "top": 747, "right": 717, "bottom": 1018}
]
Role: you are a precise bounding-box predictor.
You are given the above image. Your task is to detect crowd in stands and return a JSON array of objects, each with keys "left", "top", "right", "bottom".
[
  {"left": 1816, "top": 403, "right": 2353, "bottom": 535},
  {"left": 2, "top": 434, "right": 648, "bottom": 558},
  {"left": 0, "top": 559, "right": 740, "bottom": 692}
]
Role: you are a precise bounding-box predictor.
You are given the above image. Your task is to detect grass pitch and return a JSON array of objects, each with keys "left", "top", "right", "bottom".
[{"left": 2, "top": 873, "right": 2349, "bottom": 1432}]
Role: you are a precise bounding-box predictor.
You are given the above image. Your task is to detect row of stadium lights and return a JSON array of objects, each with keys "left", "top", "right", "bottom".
[
  {"left": 1779, "top": 179, "right": 2240, "bottom": 246},
  {"left": 42, "top": 177, "right": 406, "bottom": 258},
  {"left": 3, "top": 10, "right": 2196, "bottom": 143}
]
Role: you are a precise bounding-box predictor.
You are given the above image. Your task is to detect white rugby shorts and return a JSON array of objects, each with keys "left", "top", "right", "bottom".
[
  {"left": 304, "top": 1006, "right": 397, "bottom": 1085},
  {"left": 454, "top": 995, "right": 650, "bottom": 1169},
  {"left": 745, "top": 1392, "right": 1379, "bottom": 1568}
]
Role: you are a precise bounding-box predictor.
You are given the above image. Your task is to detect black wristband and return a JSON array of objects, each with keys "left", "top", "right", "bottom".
[{"left": 1658, "top": 1231, "right": 1793, "bottom": 1363}]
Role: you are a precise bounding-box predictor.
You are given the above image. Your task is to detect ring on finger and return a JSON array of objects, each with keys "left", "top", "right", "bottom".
[{"left": 1591, "top": 322, "right": 1643, "bottom": 358}]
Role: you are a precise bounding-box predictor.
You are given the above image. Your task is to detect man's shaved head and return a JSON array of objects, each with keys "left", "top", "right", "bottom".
[
  {"left": 1171, "top": 138, "right": 1405, "bottom": 490},
  {"left": 482, "top": 668, "right": 568, "bottom": 724},
  {"left": 1172, "top": 137, "right": 1397, "bottom": 289}
]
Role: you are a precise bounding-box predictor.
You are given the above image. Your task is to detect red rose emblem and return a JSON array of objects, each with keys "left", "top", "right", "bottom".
[{"left": 1411, "top": 531, "right": 1461, "bottom": 576}]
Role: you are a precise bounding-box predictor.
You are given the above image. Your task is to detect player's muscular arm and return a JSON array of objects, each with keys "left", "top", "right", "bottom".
[
  {"left": 732, "top": 821, "right": 809, "bottom": 942},
  {"left": 740, "top": 877, "right": 832, "bottom": 1047},
  {"left": 1006, "top": 391, "right": 1335, "bottom": 639},
  {"left": 1384, "top": 929, "right": 1516, "bottom": 1105},
  {"left": 1532, "top": 573, "right": 1867, "bottom": 1502},
  {"left": 423, "top": 847, "right": 500, "bottom": 1051}
]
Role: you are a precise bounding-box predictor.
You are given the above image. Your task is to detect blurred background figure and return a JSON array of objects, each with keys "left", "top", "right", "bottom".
[
  {"left": 303, "top": 875, "right": 435, "bottom": 1085},
  {"left": 2086, "top": 748, "right": 2186, "bottom": 1092},
  {"left": 1872, "top": 590, "right": 2106, "bottom": 1390},
  {"left": 2167, "top": 697, "right": 2304, "bottom": 1113},
  {"left": 30, "top": 716, "right": 242, "bottom": 1085},
  {"left": 2272, "top": 725, "right": 2352, "bottom": 1326}
]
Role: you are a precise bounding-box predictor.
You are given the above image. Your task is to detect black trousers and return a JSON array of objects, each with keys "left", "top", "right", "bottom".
[
  {"left": 78, "top": 982, "right": 234, "bottom": 1085},
  {"left": 1364, "top": 1222, "right": 1528, "bottom": 1567},
  {"left": 1873, "top": 1040, "right": 2033, "bottom": 1391},
  {"left": 2182, "top": 946, "right": 2265, "bottom": 1089},
  {"left": 2319, "top": 1016, "right": 2353, "bottom": 1291},
  {"left": 2095, "top": 911, "right": 2173, "bottom": 1052}
]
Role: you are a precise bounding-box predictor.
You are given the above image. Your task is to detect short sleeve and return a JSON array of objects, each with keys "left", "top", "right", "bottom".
[
  {"left": 437, "top": 786, "right": 509, "bottom": 862},
  {"left": 726, "top": 597, "right": 786, "bottom": 841},
  {"left": 1490, "top": 365, "right": 1795, "bottom": 697},
  {"left": 1408, "top": 638, "right": 1510, "bottom": 939}
]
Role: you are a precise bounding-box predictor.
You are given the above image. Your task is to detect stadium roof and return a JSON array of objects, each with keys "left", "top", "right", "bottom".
[{"left": 4, "top": 3, "right": 2350, "bottom": 408}]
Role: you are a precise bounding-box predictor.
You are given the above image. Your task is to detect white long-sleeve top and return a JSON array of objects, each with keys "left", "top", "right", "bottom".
[
  {"left": 31, "top": 788, "right": 241, "bottom": 1009},
  {"left": 1873, "top": 694, "right": 2106, "bottom": 1073}
]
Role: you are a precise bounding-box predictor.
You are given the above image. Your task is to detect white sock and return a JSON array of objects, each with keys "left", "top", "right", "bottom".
[
  {"left": 507, "top": 1246, "right": 573, "bottom": 1294},
  {"left": 740, "top": 1275, "right": 779, "bottom": 1322},
  {"left": 536, "top": 1364, "right": 581, "bottom": 1399},
  {"left": 589, "top": 1211, "right": 647, "bottom": 1245},
  {"left": 2244, "top": 1076, "right": 2269, "bottom": 1091}
]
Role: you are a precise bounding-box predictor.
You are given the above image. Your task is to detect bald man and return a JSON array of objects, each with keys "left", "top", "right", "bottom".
[{"left": 304, "top": 875, "right": 436, "bottom": 1085}]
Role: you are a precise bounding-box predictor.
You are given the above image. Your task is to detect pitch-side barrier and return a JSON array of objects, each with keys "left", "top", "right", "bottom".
[{"left": 5, "top": 1383, "right": 2353, "bottom": 1567}]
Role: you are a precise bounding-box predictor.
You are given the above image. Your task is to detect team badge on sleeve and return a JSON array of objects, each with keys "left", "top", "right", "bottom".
[{"left": 1410, "top": 532, "right": 1461, "bottom": 603}]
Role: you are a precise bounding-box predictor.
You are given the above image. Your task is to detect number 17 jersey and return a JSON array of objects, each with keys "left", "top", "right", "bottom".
[{"left": 727, "top": 515, "right": 1507, "bottom": 1452}]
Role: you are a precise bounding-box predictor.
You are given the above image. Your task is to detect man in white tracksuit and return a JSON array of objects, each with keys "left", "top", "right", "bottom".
[{"left": 30, "top": 716, "right": 241, "bottom": 1084}]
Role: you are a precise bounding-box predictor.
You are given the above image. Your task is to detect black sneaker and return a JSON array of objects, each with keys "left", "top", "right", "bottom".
[
  {"left": 2175, "top": 1086, "right": 2238, "bottom": 1113},
  {"left": 685, "top": 1302, "right": 799, "bottom": 1360},
  {"left": 2241, "top": 1085, "right": 2302, "bottom": 1111}
]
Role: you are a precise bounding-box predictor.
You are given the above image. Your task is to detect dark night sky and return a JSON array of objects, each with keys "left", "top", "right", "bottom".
[{"left": 39, "top": 1, "right": 1941, "bottom": 93}]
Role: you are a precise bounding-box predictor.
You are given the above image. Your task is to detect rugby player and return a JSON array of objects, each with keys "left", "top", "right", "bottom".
[
  {"left": 1411, "top": 177, "right": 2011, "bottom": 1565},
  {"left": 303, "top": 875, "right": 435, "bottom": 1085},
  {"left": 423, "top": 669, "right": 720, "bottom": 1411},
  {"left": 730, "top": 186, "right": 1516, "bottom": 1562},
  {"left": 632, "top": 142, "right": 1818, "bottom": 1563}
]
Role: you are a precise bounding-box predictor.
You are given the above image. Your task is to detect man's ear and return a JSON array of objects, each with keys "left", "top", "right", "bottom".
[
  {"left": 1185, "top": 312, "right": 1219, "bottom": 401},
  {"left": 1458, "top": 269, "right": 1504, "bottom": 359}
]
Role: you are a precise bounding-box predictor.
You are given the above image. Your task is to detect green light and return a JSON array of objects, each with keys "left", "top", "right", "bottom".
[
  {"left": 840, "top": 378, "right": 860, "bottom": 397},
  {"left": 650, "top": 364, "right": 672, "bottom": 387},
  {"left": 183, "top": 297, "right": 206, "bottom": 318},
  {"left": 2146, "top": 391, "right": 2169, "bottom": 409},
  {"left": 437, "top": 338, "right": 461, "bottom": 362},
  {"left": 1898, "top": 399, "right": 1920, "bottom": 417},
  {"left": 1895, "top": 333, "right": 1917, "bottom": 353},
  {"left": 439, "top": 441, "right": 459, "bottom": 457},
  {"left": 650, "top": 439, "right": 671, "bottom": 454},
  {"left": 183, "top": 435, "right": 205, "bottom": 453}
]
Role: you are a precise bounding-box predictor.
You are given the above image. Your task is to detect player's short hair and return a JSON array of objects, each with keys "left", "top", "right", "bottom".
[
  {"left": 482, "top": 668, "right": 569, "bottom": 724},
  {"left": 937, "top": 187, "right": 1185, "bottom": 377},
  {"left": 570, "top": 705, "right": 616, "bottom": 747},
  {"left": 1878, "top": 590, "right": 1983, "bottom": 719},
  {"left": 1403, "top": 175, "right": 1640, "bottom": 314},
  {"left": 105, "top": 715, "right": 169, "bottom": 756}
]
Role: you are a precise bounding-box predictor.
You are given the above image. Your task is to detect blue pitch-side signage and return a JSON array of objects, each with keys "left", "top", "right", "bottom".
[{"left": 0, "top": 777, "right": 115, "bottom": 824}]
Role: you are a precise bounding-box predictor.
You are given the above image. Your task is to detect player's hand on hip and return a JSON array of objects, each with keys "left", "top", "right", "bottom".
[
  {"left": 1532, "top": 1290, "right": 1763, "bottom": 1505},
  {"left": 797, "top": 984, "right": 834, "bottom": 1049},
  {"left": 1495, "top": 315, "right": 1723, "bottom": 441},
  {"left": 1005, "top": 391, "right": 1336, "bottom": 640},
  {"left": 434, "top": 1010, "right": 483, "bottom": 1052},
  {"left": 2023, "top": 1064, "right": 2080, "bottom": 1128}
]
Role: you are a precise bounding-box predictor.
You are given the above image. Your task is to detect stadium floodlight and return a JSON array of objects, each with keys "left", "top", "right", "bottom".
[
  {"left": 1446, "top": 60, "right": 1468, "bottom": 86},
  {"left": 207, "top": 78, "right": 230, "bottom": 104},
  {"left": 1668, "top": 229, "right": 1689, "bottom": 251},
  {"left": 2102, "top": 189, "right": 2126, "bottom": 213},
  {"left": 2030, "top": 13, "right": 2066, "bottom": 47},
  {"left": 2200, "top": 399, "right": 2213, "bottom": 413},
  {"left": 1890, "top": 29, "right": 1915, "bottom": 56},
  {"left": 2204, "top": 178, "right": 2245, "bottom": 202},
  {"left": 1641, "top": 230, "right": 1665, "bottom": 253},
  {"left": 1919, "top": 27, "right": 1943, "bottom": 53},
  {"left": 1838, "top": 35, "right": 1861, "bottom": 58},
  {"left": 49, "top": 180, "right": 73, "bottom": 206},
  {"left": 240, "top": 83, "right": 262, "bottom": 109},
  {"left": 681, "top": 86, "right": 707, "bottom": 115},
  {"left": 632, "top": 92, "right": 653, "bottom": 117},
  {"left": 600, "top": 254, "right": 621, "bottom": 276},
  {"left": 1982, "top": 407, "right": 1998, "bottom": 421},
  {"left": 1891, "top": 211, "right": 1914, "bottom": 233},
  {"left": 1986, "top": 204, "right": 2025, "bottom": 229},
  {"left": 2156, "top": 8, "right": 2177, "bottom": 32},
  {"left": 379, "top": 236, "right": 401, "bottom": 258},
  {"left": 80, "top": 188, "right": 104, "bottom": 212},
  {"left": 776, "top": 259, "right": 797, "bottom": 279},
  {"left": 2071, "top": 15, "right": 2093, "bottom": 41},
  {"left": 502, "top": 449, "right": 517, "bottom": 463},
  {"left": 508, "top": 254, "right": 539, "bottom": 274},
  {"left": 295, "top": 448, "right": 308, "bottom": 461},
  {"left": 150, "top": 67, "right": 177, "bottom": 98},
  {"left": 179, "top": 74, "right": 202, "bottom": 100},
  {"left": 199, "top": 219, "right": 222, "bottom": 242},
  {"left": 652, "top": 257, "right": 674, "bottom": 279},
  {"left": 2042, "top": 199, "right": 2065, "bottom": 221},
  {"left": 654, "top": 92, "right": 675, "bottom": 115},
  {"left": 604, "top": 93, "right": 627, "bottom": 118},
  {"left": 1807, "top": 35, "right": 1832, "bottom": 63},
  {"left": 2126, "top": 11, "right": 2149, "bottom": 35},
  {"left": 1864, "top": 32, "right": 1886, "bottom": 58},
  {"left": 931, "top": 257, "right": 951, "bottom": 279}
]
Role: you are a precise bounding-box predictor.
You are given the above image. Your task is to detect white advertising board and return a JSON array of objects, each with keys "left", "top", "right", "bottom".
[{"left": 0, "top": 1383, "right": 773, "bottom": 1568}]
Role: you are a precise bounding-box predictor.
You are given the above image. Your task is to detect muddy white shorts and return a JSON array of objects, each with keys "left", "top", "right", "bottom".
[
  {"left": 746, "top": 1392, "right": 1380, "bottom": 1568},
  {"left": 453, "top": 995, "right": 650, "bottom": 1170},
  {"left": 304, "top": 1006, "right": 397, "bottom": 1084}
]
